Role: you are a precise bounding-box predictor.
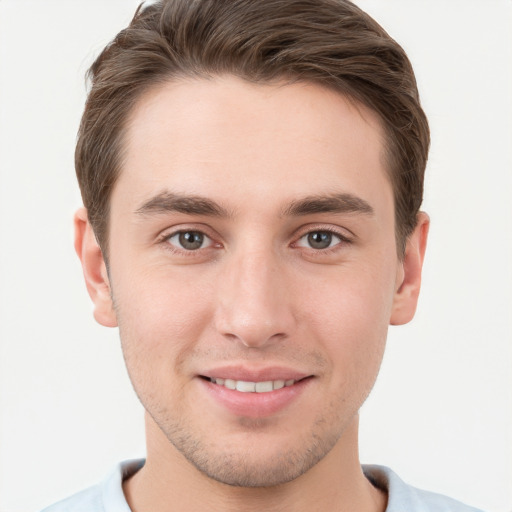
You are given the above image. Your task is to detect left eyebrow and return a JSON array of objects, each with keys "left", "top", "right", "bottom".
[{"left": 282, "top": 193, "right": 375, "bottom": 217}]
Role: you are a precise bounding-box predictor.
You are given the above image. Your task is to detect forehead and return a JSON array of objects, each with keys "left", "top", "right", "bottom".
[{"left": 116, "top": 75, "right": 391, "bottom": 216}]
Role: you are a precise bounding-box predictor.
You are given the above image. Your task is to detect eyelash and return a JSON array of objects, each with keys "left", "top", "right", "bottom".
[
  {"left": 293, "top": 226, "right": 353, "bottom": 254},
  {"left": 157, "top": 225, "right": 353, "bottom": 255},
  {"left": 156, "top": 225, "right": 219, "bottom": 258}
]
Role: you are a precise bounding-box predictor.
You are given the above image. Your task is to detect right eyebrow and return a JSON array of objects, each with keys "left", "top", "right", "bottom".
[{"left": 135, "top": 192, "right": 230, "bottom": 218}]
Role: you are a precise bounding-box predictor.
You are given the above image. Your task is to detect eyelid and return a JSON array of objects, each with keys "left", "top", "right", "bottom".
[
  {"left": 157, "top": 223, "right": 216, "bottom": 240},
  {"left": 291, "top": 224, "right": 354, "bottom": 252},
  {"left": 166, "top": 231, "right": 214, "bottom": 250},
  {"left": 293, "top": 224, "right": 353, "bottom": 242},
  {"left": 156, "top": 224, "right": 222, "bottom": 252},
  {"left": 295, "top": 231, "right": 342, "bottom": 249}
]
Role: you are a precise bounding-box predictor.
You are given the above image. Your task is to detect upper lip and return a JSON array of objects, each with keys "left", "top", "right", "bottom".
[{"left": 199, "top": 365, "right": 311, "bottom": 382}]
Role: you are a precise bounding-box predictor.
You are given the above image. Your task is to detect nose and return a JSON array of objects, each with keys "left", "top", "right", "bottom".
[{"left": 214, "top": 244, "right": 296, "bottom": 348}]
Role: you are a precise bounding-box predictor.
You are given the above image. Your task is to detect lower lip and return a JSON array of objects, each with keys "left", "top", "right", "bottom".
[{"left": 200, "top": 377, "right": 312, "bottom": 418}]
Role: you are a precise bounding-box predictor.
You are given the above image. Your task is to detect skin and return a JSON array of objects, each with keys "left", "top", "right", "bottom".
[{"left": 75, "top": 76, "right": 429, "bottom": 512}]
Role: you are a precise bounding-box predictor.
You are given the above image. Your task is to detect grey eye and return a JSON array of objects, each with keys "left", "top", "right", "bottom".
[
  {"left": 308, "top": 231, "right": 333, "bottom": 249},
  {"left": 168, "top": 231, "right": 211, "bottom": 250},
  {"left": 297, "top": 230, "right": 342, "bottom": 250}
]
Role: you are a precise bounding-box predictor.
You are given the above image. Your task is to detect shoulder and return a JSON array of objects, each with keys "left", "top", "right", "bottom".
[
  {"left": 363, "top": 465, "right": 486, "bottom": 512},
  {"left": 40, "top": 459, "right": 144, "bottom": 512},
  {"left": 40, "top": 484, "right": 104, "bottom": 512}
]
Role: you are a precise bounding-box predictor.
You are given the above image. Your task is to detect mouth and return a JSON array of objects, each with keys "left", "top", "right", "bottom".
[
  {"left": 197, "top": 367, "right": 314, "bottom": 417},
  {"left": 200, "top": 376, "right": 307, "bottom": 393}
]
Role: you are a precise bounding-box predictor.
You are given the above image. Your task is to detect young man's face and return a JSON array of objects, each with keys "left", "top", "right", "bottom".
[{"left": 78, "top": 76, "right": 427, "bottom": 487}]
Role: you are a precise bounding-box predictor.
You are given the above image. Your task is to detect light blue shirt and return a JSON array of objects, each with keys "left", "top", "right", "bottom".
[{"left": 41, "top": 459, "right": 485, "bottom": 512}]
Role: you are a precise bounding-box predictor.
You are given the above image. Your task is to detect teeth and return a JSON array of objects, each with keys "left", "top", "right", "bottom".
[
  {"left": 236, "top": 381, "right": 256, "bottom": 392},
  {"left": 224, "top": 379, "right": 236, "bottom": 390},
  {"left": 273, "top": 380, "right": 285, "bottom": 390},
  {"left": 255, "top": 381, "right": 273, "bottom": 393},
  {"left": 210, "top": 377, "right": 296, "bottom": 393}
]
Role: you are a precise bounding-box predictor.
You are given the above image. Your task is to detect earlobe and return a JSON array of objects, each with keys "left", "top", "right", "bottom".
[
  {"left": 74, "top": 208, "right": 118, "bottom": 327},
  {"left": 390, "top": 212, "right": 430, "bottom": 326}
]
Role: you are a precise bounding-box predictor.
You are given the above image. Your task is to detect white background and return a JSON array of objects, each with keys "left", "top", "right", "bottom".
[{"left": 0, "top": 1, "right": 510, "bottom": 511}]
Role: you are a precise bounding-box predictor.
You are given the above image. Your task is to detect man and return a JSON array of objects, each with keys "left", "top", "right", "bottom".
[{"left": 42, "top": 0, "right": 484, "bottom": 510}]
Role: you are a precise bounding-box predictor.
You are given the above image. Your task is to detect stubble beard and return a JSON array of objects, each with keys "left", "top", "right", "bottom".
[
  {"left": 120, "top": 345, "right": 372, "bottom": 488},
  {"left": 146, "top": 398, "right": 350, "bottom": 488},
  {"left": 116, "top": 305, "right": 381, "bottom": 489}
]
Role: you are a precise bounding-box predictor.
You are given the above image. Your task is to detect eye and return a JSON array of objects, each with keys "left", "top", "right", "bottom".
[
  {"left": 296, "top": 230, "right": 343, "bottom": 250},
  {"left": 166, "top": 230, "right": 213, "bottom": 251}
]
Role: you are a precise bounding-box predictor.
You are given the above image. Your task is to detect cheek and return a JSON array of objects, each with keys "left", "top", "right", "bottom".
[
  {"left": 113, "top": 272, "right": 217, "bottom": 416},
  {"left": 300, "top": 260, "right": 396, "bottom": 379},
  {"left": 112, "top": 268, "right": 215, "bottom": 369}
]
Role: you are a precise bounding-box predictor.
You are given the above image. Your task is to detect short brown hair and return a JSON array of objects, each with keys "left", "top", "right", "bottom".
[{"left": 76, "top": 0, "right": 429, "bottom": 257}]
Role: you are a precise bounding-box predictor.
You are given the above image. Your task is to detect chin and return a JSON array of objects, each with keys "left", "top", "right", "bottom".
[
  {"left": 183, "top": 446, "right": 327, "bottom": 488},
  {"left": 157, "top": 412, "right": 345, "bottom": 488}
]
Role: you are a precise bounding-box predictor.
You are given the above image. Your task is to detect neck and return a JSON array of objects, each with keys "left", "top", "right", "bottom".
[{"left": 123, "top": 414, "right": 387, "bottom": 512}]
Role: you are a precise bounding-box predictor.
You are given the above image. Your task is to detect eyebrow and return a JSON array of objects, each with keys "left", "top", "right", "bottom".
[
  {"left": 135, "top": 192, "right": 230, "bottom": 217},
  {"left": 282, "top": 193, "right": 374, "bottom": 217},
  {"left": 135, "top": 191, "right": 374, "bottom": 219}
]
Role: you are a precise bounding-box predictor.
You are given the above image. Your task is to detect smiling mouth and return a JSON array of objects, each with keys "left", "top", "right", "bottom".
[{"left": 201, "top": 376, "right": 309, "bottom": 393}]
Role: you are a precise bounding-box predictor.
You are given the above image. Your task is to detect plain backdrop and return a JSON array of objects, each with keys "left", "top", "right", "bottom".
[{"left": 0, "top": 1, "right": 511, "bottom": 511}]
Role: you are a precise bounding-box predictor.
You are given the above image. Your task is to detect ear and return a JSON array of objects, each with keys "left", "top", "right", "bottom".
[
  {"left": 74, "top": 208, "right": 118, "bottom": 327},
  {"left": 390, "top": 212, "right": 430, "bottom": 326}
]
